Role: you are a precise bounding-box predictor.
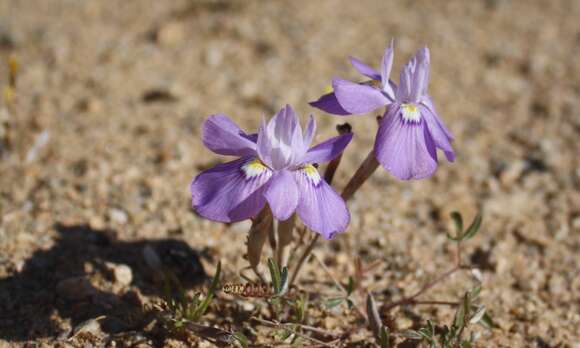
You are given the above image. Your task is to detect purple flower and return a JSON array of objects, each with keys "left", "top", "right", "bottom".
[
  {"left": 310, "top": 43, "right": 455, "bottom": 180},
  {"left": 190, "top": 105, "right": 352, "bottom": 239}
]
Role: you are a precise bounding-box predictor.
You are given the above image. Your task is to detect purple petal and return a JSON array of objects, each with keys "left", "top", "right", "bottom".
[
  {"left": 202, "top": 114, "right": 257, "bottom": 156},
  {"left": 380, "top": 40, "right": 395, "bottom": 95},
  {"left": 349, "top": 56, "right": 381, "bottom": 80},
  {"left": 257, "top": 117, "right": 274, "bottom": 168},
  {"left": 374, "top": 106, "right": 438, "bottom": 180},
  {"left": 422, "top": 97, "right": 453, "bottom": 140},
  {"left": 244, "top": 133, "right": 258, "bottom": 143},
  {"left": 302, "top": 115, "right": 316, "bottom": 150},
  {"left": 420, "top": 104, "right": 455, "bottom": 162},
  {"left": 294, "top": 167, "right": 349, "bottom": 239},
  {"left": 264, "top": 170, "right": 299, "bottom": 221},
  {"left": 333, "top": 78, "right": 390, "bottom": 114},
  {"left": 191, "top": 157, "right": 272, "bottom": 223},
  {"left": 410, "top": 48, "right": 430, "bottom": 101},
  {"left": 417, "top": 47, "right": 431, "bottom": 96},
  {"left": 290, "top": 111, "right": 306, "bottom": 163},
  {"left": 301, "top": 133, "right": 353, "bottom": 164},
  {"left": 309, "top": 92, "right": 351, "bottom": 116},
  {"left": 396, "top": 61, "right": 413, "bottom": 102},
  {"left": 257, "top": 105, "right": 303, "bottom": 170}
]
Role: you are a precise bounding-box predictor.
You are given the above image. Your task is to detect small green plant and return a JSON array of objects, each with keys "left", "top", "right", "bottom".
[
  {"left": 267, "top": 258, "right": 289, "bottom": 298},
  {"left": 164, "top": 261, "right": 221, "bottom": 328},
  {"left": 402, "top": 284, "right": 495, "bottom": 348},
  {"left": 324, "top": 275, "right": 356, "bottom": 309},
  {"left": 448, "top": 212, "right": 483, "bottom": 242}
]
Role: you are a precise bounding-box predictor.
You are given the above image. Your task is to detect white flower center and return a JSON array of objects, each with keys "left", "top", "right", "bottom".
[
  {"left": 302, "top": 164, "right": 321, "bottom": 185},
  {"left": 242, "top": 158, "right": 269, "bottom": 178},
  {"left": 401, "top": 103, "right": 421, "bottom": 123}
]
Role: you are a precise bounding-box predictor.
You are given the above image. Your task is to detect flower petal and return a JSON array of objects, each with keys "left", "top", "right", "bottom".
[
  {"left": 374, "top": 106, "right": 438, "bottom": 180},
  {"left": 191, "top": 157, "right": 272, "bottom": 223},
  {"left": 381, "top": 40, "right": 395, "bottom": 93},
  {"left": 422, "top": 97, "right": 453, "bottom": 140},
  {"left": 257, "top": 117, "right": 274, "bottom": 168},
  {"left": 410, "top": 47, "right": 430, "bottom": 101},
  {"left": 257, "top": 105, "right": 303, "bottom": 170},
  {"left": 396, "top": 61, "right": 414, "bottom": 102},
  {"left": 420, "top": 104, "right": 455, "bottom": 162},
  {"left": 309, "top": 92, "right": 351, "bottom": 116},
  {"left": 294, "top": 166, "right": 350, "bottom": 239},
  {"left": 301, "top": 133, "right": 353, "bottom": 164},
  {"left": 202, "top": 114, "right": 257, "bottom": 156},
  {"left": 349, "top": 56, "right": 381, "bottom": 80},
  {"left": 302, "top": 115, "right": 317, "bottom": 152},
  {"left": 333, "top": 78, "right": 390, "bottom": 114},
  {"left": 264, "top": 170, "right": 299, "bottom": 221}
]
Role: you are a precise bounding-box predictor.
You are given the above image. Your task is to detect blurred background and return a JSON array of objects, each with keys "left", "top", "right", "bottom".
[{"left": 0, "top": 0, "right": 578, "bottom": 346}]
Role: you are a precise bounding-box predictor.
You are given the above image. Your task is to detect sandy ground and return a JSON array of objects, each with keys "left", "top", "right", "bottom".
[{"left": 0, "top": 0, "right": 579, "bottom": 347}]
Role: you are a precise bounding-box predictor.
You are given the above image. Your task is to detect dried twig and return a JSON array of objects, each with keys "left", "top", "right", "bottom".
[
  {"left": 251, "top": 317, "right": 339, "bottom": 347},
  {"left": 381, "top": 237, "right": 470, "bottom": 312},
  {"left": 312, "top": 252, "right": 367, "bottom": 321}
]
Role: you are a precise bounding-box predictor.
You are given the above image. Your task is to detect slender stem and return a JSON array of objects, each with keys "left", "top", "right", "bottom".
[
  {"left": 251, "top": 317, "right": 337, "bottom": 347},
  {"left": 289, "top": 234, "right": 319, "bottom": 287},
  {"left": 252, "top": 317, "right": 340, "bottom": 338},
  {"left": 341, "top": 149, "right": 380, "bottom": 201},
  {"left": 312, "top": 252, "right": 346, "bottom": 293},
  {"left": 312, "top": 252, "right": 368, "bottom": 321},
  {"left": 409, "top": 300, "right": 459, "bottom": 307},
  {"left": 381, "top": 240, "right": 469, "bottom": 312},
  {"left": 381, "top": 265, "right": 461, "bottom": 312},
  {"left": 276, "top": 214, "right": 296, "bottom": 267}
]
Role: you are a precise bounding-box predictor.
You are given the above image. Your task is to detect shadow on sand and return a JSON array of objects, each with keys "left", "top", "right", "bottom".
[{"left": 0, "top": 223, "right": 207, "bottom": 342}]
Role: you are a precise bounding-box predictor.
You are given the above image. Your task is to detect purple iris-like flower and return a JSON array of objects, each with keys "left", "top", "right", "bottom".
[
  {"left": 310, "top": 43, "right": 455, "bottom": 180},
  {"left": 190, "top": 105, "right": 352, "bottom": 239}
]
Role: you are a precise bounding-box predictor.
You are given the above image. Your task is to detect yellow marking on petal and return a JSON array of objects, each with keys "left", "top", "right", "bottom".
[
  {"left": 401, "top": 103, "right": 421, "bottom": 122},
  {"left": 303, "top": 164, "right": 321, "bottom": 185},
  {"left": 242, "top": 158, "right": 268, "bottom": 178},
  {"left": 323, "top": 84, "right": 334, "bottom": 94}
]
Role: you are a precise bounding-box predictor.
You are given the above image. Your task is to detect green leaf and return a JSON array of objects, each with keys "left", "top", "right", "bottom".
[
  {"left": 325, "top": 297, "right": 344, "bottom": 309},
  {"left": 469, "top": 285, "right": 482, "bottom": 301},
  {"left": 427, "top": 320, "right": 435, "bottom": 336},
  {"left": 268, "top": 258, "right": 281, "bottom": 294},
  {"left": 233, "top": 332, "right": 249, "bottom": 348},
  {"left": 278, "top": 266, "right": 289, "bottom": 296},
  {"left": 469, "top": 305, "right": 487, "bottom": 325},
  {"left": 366, "top": 293, "right": 382, "bottom": 338},
  {"left": 461, "top": 341, "right": 473, "bottom": 348},
  {"left": 294, "top": 295, "right": 307, "bottom": 323},
  {"left": 379, "top": 325, "right": 390, "bottom": 348},
  {"left": 191, "top": 261, "right": 221, "bottom": 320},
  {"left": 279, "top": 329, "right": 293, "bottom": 340},
  {"left": 454, "top": 293, "right": 470, "bottom": 330},
  {"left": 192, "top": 292, "right": 213, "bottom": 320},
  {"left": 401, "top": 330, "right": 423, "bottom": 340},
  {"left": 346, "top": 276, "right": 355, "bottom": 295},
  {"left": 450, "top": 211, "right": 464, "bottom": 237},
  {"left": 210, "top": 261, "right": 221, "bottom": 293},
  {"left": 479, "top": 312, "right": 496, "bottom": 329},
  {"left": 462, "top": 213, "right": 483, "bottom": 240},
  {"left": 418, "top": 328, "right": 432, "bottom": 339}
]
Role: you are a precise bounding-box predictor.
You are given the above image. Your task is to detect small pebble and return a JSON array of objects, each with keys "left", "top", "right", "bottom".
[
  {"left": 104, "top": 262, "right": 133, "bottom": 287},
  {"left": 56, "top": 276, "right": 95, "bottom": 300}
]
